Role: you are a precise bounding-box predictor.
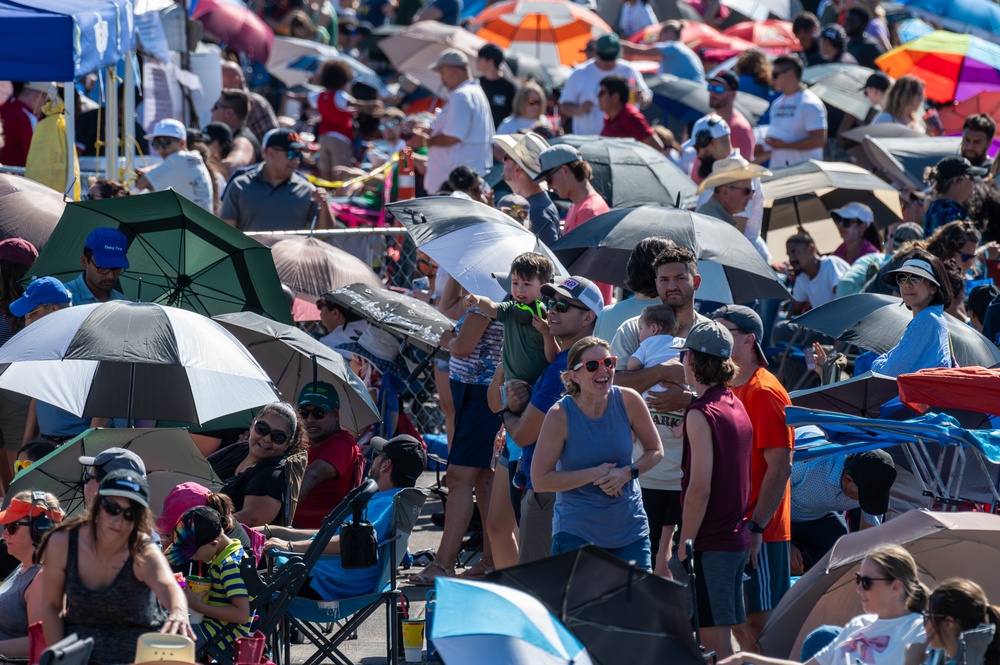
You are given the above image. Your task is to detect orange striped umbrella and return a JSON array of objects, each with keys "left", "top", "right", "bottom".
[{"left": 472, "top": 0, "right": 612, "bottom": 68}]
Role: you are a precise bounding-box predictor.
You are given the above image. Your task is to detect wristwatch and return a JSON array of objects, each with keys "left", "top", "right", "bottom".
[
  {"left": 630, "top": 464, "right": 639, "bottom": 480},
  {"left": 747, "top": 520, "right": 765, "bottom": 534}
]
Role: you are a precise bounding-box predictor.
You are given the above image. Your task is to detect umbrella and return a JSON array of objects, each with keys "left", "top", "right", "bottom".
[
  {"left": 630, "top": 21, "right": 757, "bottom": 60},
  {"left": 789, "top": 371, "right": 899, "bottom": 418},
  {"left": 25, "top": 190, "right": 293, "bottom": 324},
  {"left": 266, "top": 37, "right": 383, "bottom": 91},
  {"left": 938, "top": 91, "right": 1000, "bottom": 135},
  {"left": 471, "top": 0, "right": 612, "bottom": 68},
  {"left": 379, "top": 22, "right": 490, "bottom": 94},
  {"left": 759, "top": 510, "right": 1000, "bottom": 659},
  {"left": 719, "top": 0, "right": 795, "bottom": 20},
  {"left": 847, "top": 134, "right": 959, "bottom": 191},
  {"left": 876, "top": 31, "right": 1000, "bottom": 104},
  {"left": 896, "top": 17, "right": 936, "bottom": 45},
  {"left": 898, "top": 366, "right": 1000, "bottom": 418},
  {"left": 548, "top": 205, "right": 790, "bottom": 303},
  {"left": 191, "top": 0, "right": 274, "bottom": 63},
  {"left": 0, "top": 301, "right": 279, "bottom": 424},
  {"left": 839, "top": 124, "right": 927, "bottom": 148},
  {"left": 486, "top": 545, "right": 704, "bottom": 665},
  {"left": 432, "top": 578, "right": 594, "bottom": 665},
  {"left": 504, "top": 50, "right": 567, "bottom": 94},
  {"left": 0, "top": 173, "right": 64, "bottom": 250},
  {"left": 761, "top": 160, "right": 903, "bottom": 235},
  {"left": 270, "top": 236, "right": 382, "bottom": 301},
  {"left": 802, "top": 63, "right": 885, "bottom": 121},
  {"left": 550, "top": 135, "right": 699, "bottom": 209},
  {"left": 386, "top": 196, "right": 567, "bottom": 303},
  {"left": 213, "top": 312, "right": 380, "bottom": 433},
  {"left": 896, "top": 0, "right": 1000, "bottom": 43},
  {"left": 5, "top": 428, "right": 221, "bottom": 518},
  {"left": 723, "top": 20, "right": 797, "bottom": 51},
  {"left": 323, "top": 283, "right": 454, "bottom": 355},
  {"left": 792, "top": 293, "right": 1000, "bottom": 368},
  {"left": 646, "top": 74, "right": 769, "bottom": 125}
]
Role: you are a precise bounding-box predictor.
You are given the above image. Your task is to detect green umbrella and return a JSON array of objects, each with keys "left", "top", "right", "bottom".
[
  {"left": 26, "top": 190, "right": 293, "bottom": 324},
  {"left": 5, "top": 428, "right": 221, "bottom": 518}
]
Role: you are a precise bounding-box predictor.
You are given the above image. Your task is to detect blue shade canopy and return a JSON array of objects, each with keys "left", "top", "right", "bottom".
[{"left": 0, "top": 0, "right": 135, "bottom": 80}]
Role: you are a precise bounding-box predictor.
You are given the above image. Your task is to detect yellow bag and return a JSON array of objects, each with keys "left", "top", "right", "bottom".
[{"left": 24, "top": 98, "right": 81, "bottom": 200}]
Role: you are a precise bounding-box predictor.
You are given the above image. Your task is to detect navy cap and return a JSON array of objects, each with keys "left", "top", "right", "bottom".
[
  {"left": 10, "top": 276, "right": 71, "bottom": 317},
  {"left": 85, "top": 227, "right": 130, "bottom": 270},
  {"left": 264, "top": 128, "right": 306, "bottom": 152}
]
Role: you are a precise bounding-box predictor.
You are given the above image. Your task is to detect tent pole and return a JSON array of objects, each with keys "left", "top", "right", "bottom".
[
  {"left": 123, "top": 51, "right": 136, "bottom": 181},
  {"left": 64, "top": 82, "right": 76, "bottom": 200},
  {"left": 105, "top": 67, "right": 119, "bottom": 181}
]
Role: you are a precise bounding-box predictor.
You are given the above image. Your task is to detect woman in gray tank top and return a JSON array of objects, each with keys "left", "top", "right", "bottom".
[
  {"left": 0, "top": 491, "right": 63, "bottom": 659},
  {"left": 531, "top": 336, "right": 663, "bottom": 570}
]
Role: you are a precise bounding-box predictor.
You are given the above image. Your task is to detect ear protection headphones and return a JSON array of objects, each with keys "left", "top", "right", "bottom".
[{"left": 28, "top": 491, "right": 54, "bottom": 546}]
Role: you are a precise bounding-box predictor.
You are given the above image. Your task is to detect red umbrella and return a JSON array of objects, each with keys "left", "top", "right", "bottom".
[
  {"left": 898, "top": 367, "right": 1000, "bottom": 418},
  {"left": 723, "top": 20, "right": 798, "bottom": 52},
  {"left": 937, "top": 91, "right": 1000, "bottom": 135},
  {"left": 628, "top": 21, "right": 756, "bottom": 62},
  {"left": 191, "top": 0, "right": 274, "bottom": 63}
]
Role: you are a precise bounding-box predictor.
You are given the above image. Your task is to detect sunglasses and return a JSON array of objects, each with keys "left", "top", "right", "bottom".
[
  {"left": 316, "top": 300, "right": 334, "bottom": 311},
  {"left": 525, "top": 98, "right": 542, "bottom": 106},
  {"left": 285, "top": 150, "right": 304, "bottom": 160},
  {"left": 254, "top": 420, "right": 290, "bottom": 445},
  {"left": 895, "top": 273, "right": 926, "bottom": 286},
  {"left": 773, "top": 68, "right": 791, "bottom": 78},
  {"left": 89, "top": 259, "right": 124, "bottom": 276},
  {"left": 13, "top": 459, "right": 31, "bottom": 474},
  {"left": 707, "top": 84, "right": 729, "bottom": 94},
  {"left": 855, "top": 572, "right": 894, "bottom": 590},
  {"left": 83, "top": 471, "right": 99, "bottom": 484},
  {"left": 151, "top": 137, "right": 177, "bottom": 149},
  {"left": 100, "top": 497, "right": 136, "bottom": 522},
  {"left": 549, "top": 298, "right": 590, "bottom": 314},
  {"left": 298, "top": 407, "right": 327, "bottom": 421},
  {"left": 922, "top": 612, "right": 950, "bottom": 624},
  {"left": 679, "top": 349, "right": 689, "bottom": 363},
  {"left": 726, "top": 184, "right": 754, "bottom": 196},
  {"left": 960, "top": 252, "right": 976, "bottom": 262},
  {"left": 4, "top": 520, "right": 31, "bottom": 535},
  {"left": 573, "top": 356, "right": 617, "bottom": 372}
]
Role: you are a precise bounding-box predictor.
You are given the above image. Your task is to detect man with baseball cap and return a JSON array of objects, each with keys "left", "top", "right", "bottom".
[
  {"left": 819, "top": 23, "right": 857, "bottom": 64},
  {"left": 65, "top": 227, "right": 130, "bottom": 306},
  {"left": 260, "top": 434, "right": 426, "bottom": 600},
  {"left": 292, "top": 381, "right": 362, "bottom": 529},
  {"left": 420, "top": 49, "right": 494, "bottom": 195},
  {"left": 220, "top": 128, "right": 332, "bottom": 232},
  {"left": 136, "top": 119, "right": 214, "bottom": 213},
  {"left": 0, "top": 82, "right": 55, "bottom": 167},
  {"left": 502, "top": 276, "right": 601, "bottom": 563},
  {"left": 712, "top": 305, "right": 794, "bottom": 649},
  {"left": 684, "top": 114, "right": 734, "bottom": 185},
  {"left": 495, "top": 132, "right": 559, "bottom": 246},
  {"left": 79, "top": 447, "right": 147, "bottom": 508},
  {"left": 706, "top": 71, "right": 755, "bottom": 168}
]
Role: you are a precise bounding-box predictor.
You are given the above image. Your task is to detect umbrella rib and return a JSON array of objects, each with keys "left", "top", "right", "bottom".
[{"left": 565, "top": 618, "right": 672, "bottom": 639}]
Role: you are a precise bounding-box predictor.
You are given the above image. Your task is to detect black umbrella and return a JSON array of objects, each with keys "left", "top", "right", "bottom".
[
  {"left": 802, "top": 63, "right": 883, "bottom": 121},
  {"left": 789, "top": 371, "right": 898, "bottom": 417},
  {"left": 549, "top": 206, "right": 790, "bottom": 303},
  {"left": 485, "top": 546, "right": 704, "bottom": 665},
  {"left": 646, "top": 73, "right": 769, "bottom": 125},
  {"left": 849, "top": 136, "right": 962, "bottom": 192},
  {"left": 794, "top": 293, "right": 1000, "bottom": 367},
  {"left": 550, "top": 135, "right": 699, "bottom": 209}
]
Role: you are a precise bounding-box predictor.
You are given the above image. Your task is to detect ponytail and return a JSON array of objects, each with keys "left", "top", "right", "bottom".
[{"left": 985, "top": 605, "right": 1000, "bottom": 665}]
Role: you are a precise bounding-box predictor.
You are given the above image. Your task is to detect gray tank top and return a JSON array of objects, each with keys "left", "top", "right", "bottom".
[{"left": 0, "top": 564, "right": 39, "bottom": 640}]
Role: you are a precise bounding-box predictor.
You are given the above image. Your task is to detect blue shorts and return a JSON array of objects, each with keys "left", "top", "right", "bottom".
[
  {"left": 551, "top": 531, "right": 652, "bottom": 571},
  {"left": 448, "top": 379, "right": 501, "bottom": 469},
  {"left": 744, "top": 540, "right": 791, "bottom": 614}
]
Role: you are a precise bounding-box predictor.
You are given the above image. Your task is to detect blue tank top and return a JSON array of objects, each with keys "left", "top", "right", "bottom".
[{"left": 552, "top": 386, "right": 649, "bottom": 548}]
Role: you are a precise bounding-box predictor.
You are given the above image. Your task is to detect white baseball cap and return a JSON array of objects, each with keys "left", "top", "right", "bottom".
[
  {"left": 682, "top": 114, "right": 731, "bottom": 149},
  {"left": 541, "top": 276, "right": 604, "bottom": 315},
  {"left": 830, "top": 202, "right": 874, "bottom": 225},
  {"left": 148, "top": 118, "right": 187, "bottom": 141}
]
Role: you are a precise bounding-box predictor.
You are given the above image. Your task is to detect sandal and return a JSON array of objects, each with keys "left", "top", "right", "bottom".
[
  {"left": 458, "top": 560, "right": 494, "bottom": 580},
  {"left": 407, "top": 561, "right": 454, "bottom": 586}
]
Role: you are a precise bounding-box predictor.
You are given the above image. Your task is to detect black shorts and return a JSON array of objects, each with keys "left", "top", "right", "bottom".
[{"left": 641, "top": 488, "right": 683, "bottom": 557}]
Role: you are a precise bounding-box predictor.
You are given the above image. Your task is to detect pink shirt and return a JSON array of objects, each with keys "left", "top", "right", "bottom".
[{"left": 565, "top": 191, "right": 614, "bottom": 304}]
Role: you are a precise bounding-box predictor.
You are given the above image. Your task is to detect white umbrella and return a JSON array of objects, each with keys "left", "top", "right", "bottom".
[
  {"left": 0, "top": 301, "right": 278, "bottom": 424},
  {"left": 720, "top": 0, "right": 792, "bottom": 20},
  {"left": 379, "top": 21, "right": 490, "bottom": 94}
]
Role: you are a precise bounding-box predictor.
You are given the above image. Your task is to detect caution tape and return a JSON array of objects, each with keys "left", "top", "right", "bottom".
[{"left": 306, "top": 154, "right": 399, "bottom": 189}]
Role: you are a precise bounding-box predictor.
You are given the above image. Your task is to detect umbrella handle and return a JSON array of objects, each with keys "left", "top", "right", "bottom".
[{"left": 406, "top": 347, "right": 438, "bottom": 384}]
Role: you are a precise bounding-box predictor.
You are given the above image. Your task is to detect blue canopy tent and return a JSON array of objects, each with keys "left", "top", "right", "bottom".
[{"left": 0, "top": 0, "right": 136, "bottom": 188}]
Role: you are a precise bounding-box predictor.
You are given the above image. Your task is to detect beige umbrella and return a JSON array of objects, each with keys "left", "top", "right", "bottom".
[
  {"left": 270, "top": 236, "right": 382, "bottom": 301},
  {"left": 759, "top": 510, "right": 1000, "bottom": 660},
  {"left": 0, "top": 173, "right": 65, "bottom": 250},
  {"left": 379, "top": 21, "right": 490, "bottom": 93}
]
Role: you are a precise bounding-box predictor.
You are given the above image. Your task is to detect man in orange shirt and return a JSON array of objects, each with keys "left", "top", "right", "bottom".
[{"left": 713, "top": 305, "right": 793, "bottom": 652}]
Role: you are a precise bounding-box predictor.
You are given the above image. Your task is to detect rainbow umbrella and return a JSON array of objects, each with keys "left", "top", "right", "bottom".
[{"left": 876, "top": 30, "right": 1000, "bottom": 104}]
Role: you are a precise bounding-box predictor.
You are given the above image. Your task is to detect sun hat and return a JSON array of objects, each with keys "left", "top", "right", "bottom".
[
  {"left": 541, "top": 276, "right": 604, "bottom": 315},
  {"left": 98, "top": 469, "right": 150, "bottom": 508},
  {"left": 683, "top": 320, "right": 734, "bottom": 359},
  {"left": 820, "top": 23, "right": 847, "bottom": 47},
  {"left": 881, "top": 258, "right": 940, "bottom": 287},
  {"left": 0, "top": 496, "right": 62, "bottom": 525},
  {"left": 494, "top": 132, "right": 550, "bottom": 179},
  {"left": 533, "top": 144, "right": 583, "bottom": 182},
  {"left": 830, "top": 202, "right": 875, "bottom": 226},
  {"left": 164, "top": 505, "right": 223, "bottom": 566},
  {"left": 134, "top": 633, "right": 196, "bottom": 665},
  {"left": 148, "top": 119, "right": 186, "bottom": 141},
  {"left": 935, "top": 156, "right": 987, "bottom": 181},
  {"left": 697, "top": 155, "right": 771, "bottom": 194},
  {"left": 264, "top": 128, "right": 305, "bottom": 151},
  {"left": 154, "top": 482, "right": 213, "bottom": 536},
  {"left": 0, "top": 238, "right": 38, "bottom": 266},
  {"left": 370, "top": 434, "right": 427, "bottom": 481},
  {"left": 336, "top": 325, "right": 407, "bottom": 377},
  {"left": 709, "top": 70, "right": 739, "bottom": 91},
  {"left": 85, "top": 227, "right": 130, "bottom": 270},
  {"left": 9, "top": 276, "right": 71, "bottom": 317},
  {"left": 711, "top": 304, "right": 768, "bottom": 366}
]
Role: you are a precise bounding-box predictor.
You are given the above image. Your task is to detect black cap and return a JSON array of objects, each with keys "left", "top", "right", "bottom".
[
  {"left": 478, "top": 43, "right": 504, "bottom": 66},
  {"left": 844, "top": 450, "right": 896, "bottom": 515},
  {"left": 820, "top": 23, "right": 847, "bottom": 47},
  {"left": 709, "top": 70, "right": 739, "bottom": 91},
  {"left": 935, "top": 156, "right": 988, "bottom": 181},
  {"left": 99, "top": 469, "right": 150, "bottom": 508},
  {"left": 264, "top": 128, "right": 305, "bottom": 152},
  {"left": 202, "top": 121, "right": 234, "bottom": 148},
  {"left": 968, "top": 284, "right": 1000, "bottom": 322},
  {"left": 861, "top": 71, "right": 891, "bottom": 92},
  {"left": 371, "top": 435, "right": 427, "bottom": 482}
]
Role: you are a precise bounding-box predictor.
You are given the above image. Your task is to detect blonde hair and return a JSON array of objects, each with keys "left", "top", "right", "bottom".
[
  {"left": 513, "top": 80, "right": 547, "bottom": 121},
  {"left": 883, "top": 75, "right": 925, "bottom": 126},
  {"left": 561, "top": 336, "right": 611, "bottom": 396},
  {"left": 866, "top": 544, "right": 929, "bottom": 613}
]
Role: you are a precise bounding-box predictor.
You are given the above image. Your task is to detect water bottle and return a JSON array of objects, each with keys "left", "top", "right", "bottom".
[{"left": 425, "top": 590, "right": 441, "bottom": 661}]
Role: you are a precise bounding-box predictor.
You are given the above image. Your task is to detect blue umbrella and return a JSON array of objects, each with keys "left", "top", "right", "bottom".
[
  {"left": 898, "top": 0, "right": 1000, "bottom": 42},
  {"left": 432, "top": 578, "right": 593, "bottom": 665},
  {"left": 281, "top": 53, "right": 384, "bottom": 92}
]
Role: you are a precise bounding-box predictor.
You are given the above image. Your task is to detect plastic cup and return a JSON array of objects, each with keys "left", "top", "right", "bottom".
[
  {"left": 186, "top": 576, "right": 212, "bottom": 624},
  {"left": 401, "top": 619, "right": 424, "bottom": 663}
]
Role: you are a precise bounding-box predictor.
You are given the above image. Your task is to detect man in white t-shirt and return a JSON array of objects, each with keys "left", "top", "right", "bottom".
[
  {"left": 558, "top": 33, "right": 651, "bottom": 136},
  {"left": 137, "top": 119, "right": 214, "bottom": 213},
  {"left": 421, "top": 49, "right": 495, "bottom": 194},
  {"left": 761, "top": 55, "right": 827, "bottom": 169},
  {"left": 786, "top": 232, "right": 850, "bottom": 316}
]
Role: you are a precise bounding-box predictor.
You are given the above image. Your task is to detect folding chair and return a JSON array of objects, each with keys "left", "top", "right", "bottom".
[
  {"left": 275, "top": 486, "right": 429, "bottom": 665},
  {"left": 197, "top": 480, "right": 380, "bottom": 665}
]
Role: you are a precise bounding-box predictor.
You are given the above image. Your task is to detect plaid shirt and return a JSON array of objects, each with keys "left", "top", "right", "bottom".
[{"left": 245, "top": 92, "right": 278, "bottom": 143}]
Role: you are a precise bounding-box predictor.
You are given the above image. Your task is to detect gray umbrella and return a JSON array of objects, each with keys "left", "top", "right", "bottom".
[
  {"left": 789, "top": 371, "right": 898, "bottom": 417},
  {"left": 802, "top": 63, "right": 885, "bottom": 121},
  {"left": 794, "top": 293, "right": 1000, "bottom": 367},
  {"left": 646, "top": 73, "right": 770, "bottom": 125},
  {"left": 849, "top": 135, "right": 962, "bottom": 192}
]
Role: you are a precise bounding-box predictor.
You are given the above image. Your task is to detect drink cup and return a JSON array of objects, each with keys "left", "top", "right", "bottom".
[
  {"left": 401, "top": 619, "right": 424, "bottom": 663},
  {"left": 186, "top": 576, "right": 212, "bottom": 624}
]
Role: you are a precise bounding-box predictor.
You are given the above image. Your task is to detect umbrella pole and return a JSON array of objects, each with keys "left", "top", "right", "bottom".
[
  {"left": 792, "top": 196, "right": 806, "bottom": 234},
  {"left": 127, "top": 361, "right": 135, "bottom": 427},
  {"left": 406, "top": 346, "right": 439, "bottom": 384}
]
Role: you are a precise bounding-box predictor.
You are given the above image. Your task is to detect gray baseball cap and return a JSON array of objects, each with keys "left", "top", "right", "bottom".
[
  {"left": 79, "top": 447, "right": 147, "bottom": 480},
  {"left": 533, "top": 145, "right": 583, "bottom": 182},
  {"left": 711, "top": 304, "right": 768, "bottom": 366},
  {"left": 683, "top": 320, "right": 734, "bottom": 359}
]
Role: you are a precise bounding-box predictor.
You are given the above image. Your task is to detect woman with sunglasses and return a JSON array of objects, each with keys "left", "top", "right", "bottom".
[
  {"left": 908, "top": 578, "right": 1000, "bottom": 665},
  {"left": 496, "top": 81, "right": 552, "bottom": 136},
  {"left": 38, "top": 470, "right": 195, "bottom": 665},
  {"left": 721, "top": 544, "right": 928, "bottom": 665},
  {"left": 926, "top": 221, "right": 983, "bottom": 276},
  {"left": 532, "top": 336, "right": 662, "bottom": 569},
  {"left": 923, "top": 157, "right": 985, "bottom": 236},
  {"left": 831, "top": 203, "right": 883, "bottom": 265},
  {"left": 207, "top": 402, "right": 307, "bottom": 527},
  {"left": 0, "top": 490, "right": 62, "bottom": 660}
]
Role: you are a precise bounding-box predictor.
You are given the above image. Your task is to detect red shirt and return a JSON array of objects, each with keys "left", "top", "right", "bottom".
[
  {"left": 293, "top": 430, "right": 362, "bottom": 529},
  {"left": 600, "top": 104, "right": 654, "bottom": 142},
  {"left": 317, "top": 90, "right": 353, "bottom": 139},
  {"left": 0, "top": 97, "right": 36, "bottom": 167}
]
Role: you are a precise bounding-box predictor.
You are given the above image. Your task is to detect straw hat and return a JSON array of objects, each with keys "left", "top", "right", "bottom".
[
  {"left": 134, "top": 633, "right": 196, "bottom": 665},
  {"left": 697, "top": 155, "right": 772, "bottom": 194},
  {"left": 493, "top": 132, "right": 550, "bottom": 179}
]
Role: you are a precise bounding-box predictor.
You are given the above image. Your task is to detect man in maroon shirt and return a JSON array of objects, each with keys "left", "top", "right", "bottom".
[
  {"left": 292, "top": 381, "right": 362, "bottom": 528},
  {"left": 0, "top": 82, "right": 53, "bottom": 167},
  {"left": 598, "top": 75, "right": 663, "bottom": 151}
]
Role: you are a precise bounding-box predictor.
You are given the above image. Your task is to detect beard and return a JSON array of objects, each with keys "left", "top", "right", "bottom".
[{"left": 698, "top": 154, "right": 716, "bottom": 180}]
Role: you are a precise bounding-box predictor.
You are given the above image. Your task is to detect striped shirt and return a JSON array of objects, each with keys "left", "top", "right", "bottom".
[{"left": 195, "top": 540, "right": 252, "bottom": 650}]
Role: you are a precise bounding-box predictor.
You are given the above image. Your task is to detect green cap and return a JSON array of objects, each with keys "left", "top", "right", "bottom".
[
  {"left": 595, "top": 33, "right": 621, "bottom": 60},
  {"left": 297, "top": 381, "right": 340, "bottom": 411}
]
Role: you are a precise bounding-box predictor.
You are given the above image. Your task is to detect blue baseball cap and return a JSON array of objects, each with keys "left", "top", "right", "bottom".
[
  {"left": 10, "top": 276, "right": 72, "bottom": 317},
  {"left": 85, "top": 228, "right": 130, "bottom": 270}
]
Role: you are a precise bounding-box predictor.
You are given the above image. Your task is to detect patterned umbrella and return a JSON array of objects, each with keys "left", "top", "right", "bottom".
[
  {"left": 877, "top": 30, "right": 1000, "bottom": 104},
  {"left": 270, "top": 236, "right": 382, "bottom": 301},
  {"left": 472, "top": 0, "right": 611, "bottom": 68}
]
